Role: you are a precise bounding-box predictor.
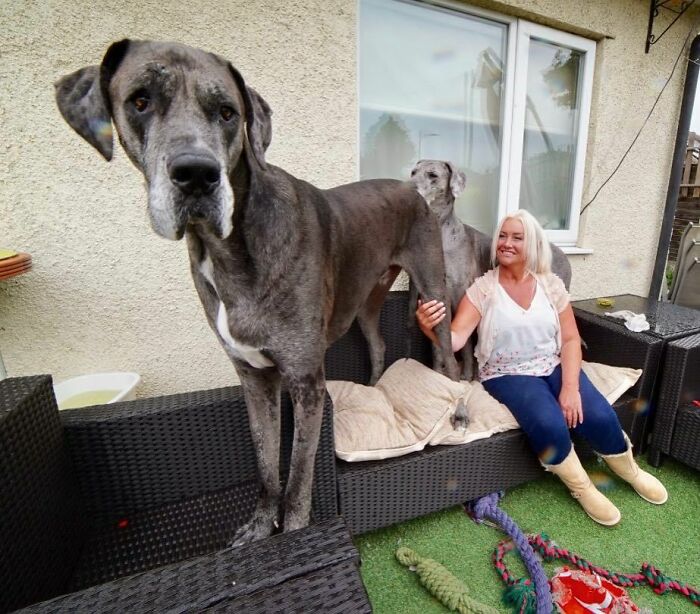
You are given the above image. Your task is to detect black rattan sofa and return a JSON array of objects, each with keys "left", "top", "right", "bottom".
[
  {"left": 0, "top": 376, "right": 369, "bottom": 613},
  {"left": 326, "top": 291, "right": 660, "bottom": 535}
]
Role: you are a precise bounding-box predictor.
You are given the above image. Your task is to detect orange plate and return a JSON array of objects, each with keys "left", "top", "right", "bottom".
[
  {"left": 0, "top": 263, "right": 32, "bottom": 281},
  {"left": 0, "top": 253, "right": 31, "bottom": 268},
  {"left": 0, "top": 261, "right": 32, "bottom": 275}
]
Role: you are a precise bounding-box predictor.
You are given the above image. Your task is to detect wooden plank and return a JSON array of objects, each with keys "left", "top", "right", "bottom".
[{"left": 669, "top": 195, "right": 700, "bottom": 261}]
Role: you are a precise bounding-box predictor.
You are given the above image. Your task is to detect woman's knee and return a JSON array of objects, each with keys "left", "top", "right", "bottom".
[
  {"left": 483, "top": 375, "right": 571, "bottom": 459},
  {"left": 523, "top": 415, "right": 571, "bottom": 464},
  {"left": 578, "top": 371, "right": 613, "bottom": 410},
  {"left": 513, "top": 402, "right": 571, "bottom": 462}
]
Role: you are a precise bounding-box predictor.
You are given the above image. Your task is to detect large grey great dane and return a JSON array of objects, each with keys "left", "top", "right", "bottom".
[
  {"left": 409, "top": 159, "right": 572, "bottom": 381},
  {"left": 54, "top": 40, "right": 461, "bottom": 544}
]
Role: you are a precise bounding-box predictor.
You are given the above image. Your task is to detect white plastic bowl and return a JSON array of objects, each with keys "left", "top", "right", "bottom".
[{"left": 53, "top": 372, "right": 141, "bottom": 410}]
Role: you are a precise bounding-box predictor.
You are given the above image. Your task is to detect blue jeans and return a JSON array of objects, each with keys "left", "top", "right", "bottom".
[{"left": 482, "top": 365, "right": 626, "bottom": 465}]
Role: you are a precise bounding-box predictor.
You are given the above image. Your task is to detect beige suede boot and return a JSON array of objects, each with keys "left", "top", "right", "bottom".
[
  {"left": 601, "top": 433, "right": 668, "bottom": 504},
  {"left": 543, "top": 447, "right": 621, "bottom": 526}
]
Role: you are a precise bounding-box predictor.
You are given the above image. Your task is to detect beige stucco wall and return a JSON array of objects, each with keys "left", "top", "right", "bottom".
[{"left": 0, "top": 0, "right": 696, "bottom": 397}]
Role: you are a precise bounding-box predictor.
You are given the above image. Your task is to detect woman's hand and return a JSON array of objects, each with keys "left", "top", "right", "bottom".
[
  {"left": 559, "top": 384, "right": 583, "bottom": 428},
  {"left": 416, "top": 299, "right": 446, "bottom": 337}
]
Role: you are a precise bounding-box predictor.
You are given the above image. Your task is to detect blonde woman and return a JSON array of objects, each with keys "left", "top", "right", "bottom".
[{"left": 417, "top": 210, "right": 666, "bottom": 526}]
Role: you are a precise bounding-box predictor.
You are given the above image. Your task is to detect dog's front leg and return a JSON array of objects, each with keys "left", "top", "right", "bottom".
[
  {"left": 283, "top": 365, "right": 326, "bottom": 533},
  {"left": 231, "top": 362, "right": 282, "bottom": 547}
]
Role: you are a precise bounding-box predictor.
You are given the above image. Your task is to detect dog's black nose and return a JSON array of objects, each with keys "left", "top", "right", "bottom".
[{"left": 169, "top": 153, "right": 221, "bottom": 196}]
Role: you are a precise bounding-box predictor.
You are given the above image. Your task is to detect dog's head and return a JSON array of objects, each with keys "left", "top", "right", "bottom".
[
  {"left": 55, "top": 39, "right": 272, "bottom": 241},
  {"left": 410, "top": 160, "right": 466, "bottom": 220}
]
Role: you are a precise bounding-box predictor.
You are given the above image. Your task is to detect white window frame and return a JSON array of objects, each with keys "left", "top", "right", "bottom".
[
  {"left": 505, "top": 21, "right": 596, "bottom": 245},
  {"left": 357, "top": 0, "right": 597, "bottom": 247}
]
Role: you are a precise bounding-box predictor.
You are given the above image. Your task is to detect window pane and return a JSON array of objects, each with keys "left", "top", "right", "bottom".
[
  {"left": 519, "top": 38, "right": 582, "bottom": 230},
  {"left": 359, "top": 0, "right": 507, "bottom": 233}
]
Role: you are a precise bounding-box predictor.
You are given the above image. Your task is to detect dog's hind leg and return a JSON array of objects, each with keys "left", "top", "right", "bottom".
[
  {"left": 461, "top": 341, "right": 476, "bottom": 381},
  {"left": 283, "top": 365, "right": 327, "bottom": 533},
  {"left": 231, "top": 364, "right": 282, "bottom": 547},
  {"left": 357, "top": 266, "right": 401, "bottom": 385}
]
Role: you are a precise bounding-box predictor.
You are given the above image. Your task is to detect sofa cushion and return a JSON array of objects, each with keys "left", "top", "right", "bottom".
[{"left": 329, "top": 359, "right": 641, "bottom": 462}]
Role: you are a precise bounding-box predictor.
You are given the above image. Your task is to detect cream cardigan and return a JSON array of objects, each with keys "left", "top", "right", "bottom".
[{"left": 465, "top": 267, "right": 570, "bottom": 370}]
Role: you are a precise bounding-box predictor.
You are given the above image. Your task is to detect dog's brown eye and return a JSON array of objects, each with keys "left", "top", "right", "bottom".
[
  {"left": 428, "top": 172, "right": 437, "bottom": 179},
  {"left": 133, "top": 95, "right": 150, "bottom": 113},
  {"left": 220, "top": 106, "right": 235, "bottom": 122}
]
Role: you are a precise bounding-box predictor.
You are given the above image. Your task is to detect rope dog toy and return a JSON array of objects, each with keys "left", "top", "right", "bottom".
[
  {"left": 395, "top": 546, "right": 500, "bottom": 614},
  {"left": 466, "top": 492, "right": 552, "bottom": 614}
]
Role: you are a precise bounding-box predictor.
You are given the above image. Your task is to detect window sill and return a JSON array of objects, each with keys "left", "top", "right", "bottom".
[{"left": 559, "top": 246, "right": 594, "bottom": 255}]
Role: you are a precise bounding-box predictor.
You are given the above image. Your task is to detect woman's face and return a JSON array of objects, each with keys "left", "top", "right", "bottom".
[{"left": 496, "top": 218, "right": 526, "bottom": 267}]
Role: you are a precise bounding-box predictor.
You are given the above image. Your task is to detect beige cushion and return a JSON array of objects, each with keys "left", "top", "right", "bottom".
[
  {"left": 581, "top": 361, "right": 642, "bottom": 404},
  {"left": 330, "top": 359, "right": 642, "bottom": 462}
]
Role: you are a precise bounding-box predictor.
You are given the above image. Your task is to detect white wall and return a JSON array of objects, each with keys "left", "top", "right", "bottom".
[{"left": 0, "top": 0, "right": 696, "bottom": 397}]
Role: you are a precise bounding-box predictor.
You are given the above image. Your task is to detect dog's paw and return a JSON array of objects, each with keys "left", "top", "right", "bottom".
[
  {"left": 282, "top": 507, "right": 312, "bottom": 534},
  {"left": 451, "top": 399, "right": 469, "bottom": 432},
  {"left": 460, "top": 363, "right": 475, "bottom": 382},
  {"left": 229, "top": 509, "right": 278, "bottom": 548}
]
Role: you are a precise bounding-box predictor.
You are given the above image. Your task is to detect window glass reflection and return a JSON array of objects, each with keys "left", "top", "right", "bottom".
[
  {"left": 360, "top": 0, "right": 507, "bottom": 232},
  {"left": 520, "top": 39, "right": 582, "bottom": 230}
]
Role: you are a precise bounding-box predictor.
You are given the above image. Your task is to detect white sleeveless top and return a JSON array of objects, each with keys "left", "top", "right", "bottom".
[{"left": 479, "top": 280, "right": 561, "bottom": 381}]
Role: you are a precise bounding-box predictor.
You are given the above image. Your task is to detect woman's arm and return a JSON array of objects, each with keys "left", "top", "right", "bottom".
[
  {"left": 558, "top": 304, "right": 584, "bottom": 427},
  {"left": 416, "top": 294, "right": 481, "bottom": 352}
]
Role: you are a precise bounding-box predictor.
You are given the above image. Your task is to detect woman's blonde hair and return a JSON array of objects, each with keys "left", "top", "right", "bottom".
[{"left": 490, "top": 209, "right": 552, "bottom": 275}]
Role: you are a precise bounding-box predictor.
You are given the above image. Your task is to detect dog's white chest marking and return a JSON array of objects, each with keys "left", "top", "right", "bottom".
[{"left": 199, "top": 254, "right": 273, "bottom": 369}]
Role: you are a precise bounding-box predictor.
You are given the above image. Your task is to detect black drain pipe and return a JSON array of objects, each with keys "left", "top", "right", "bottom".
[{"left": 649, "top": 34, "right": 700, "bottom": 299}]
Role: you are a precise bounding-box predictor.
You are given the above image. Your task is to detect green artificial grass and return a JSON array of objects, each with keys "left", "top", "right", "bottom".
[{"left": 356, "top": 457, "right": 700, "bottom": 613}]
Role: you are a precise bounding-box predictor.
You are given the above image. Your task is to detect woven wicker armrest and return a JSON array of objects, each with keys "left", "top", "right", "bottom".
[
  {"left": 18, "top": 517, "right": 371, "bottom": 614},
  {"left": 1, "top": 376, "right": 86, "bottom": 613},
  {"left": 60, "top": 386, "right": 337, "bottom": 521},
  {"left": 648, "top": 332, "right": 700, "bottom": 467},
  {"left": 60, "top": 385, "right": 259, "bottom": 519}
]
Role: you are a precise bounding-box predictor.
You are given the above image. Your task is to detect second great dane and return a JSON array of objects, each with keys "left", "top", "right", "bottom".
[{"left": 54, "top": 40, "right": 461, "bottom": 544}]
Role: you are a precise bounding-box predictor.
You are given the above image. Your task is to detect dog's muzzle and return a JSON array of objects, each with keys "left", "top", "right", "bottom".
[{"left": 161, "top": 150, "right": 233, "bottom": 240}]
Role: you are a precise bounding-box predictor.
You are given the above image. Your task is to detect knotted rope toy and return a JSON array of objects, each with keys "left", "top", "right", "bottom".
[
  {"left": 395, "top": 546, "right": 500, "bottom": 614},
  {"left": 530, "top": 533, "right": 700, "bottom": 606},
  {"left": 466, "top": 492, "right": 552, "bottom": 614},
  {"left": 493, "top": 532, "right": 700, "bottom": 609}
]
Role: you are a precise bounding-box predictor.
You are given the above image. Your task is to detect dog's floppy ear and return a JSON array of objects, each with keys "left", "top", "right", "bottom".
[
  {"left": 445, "top": 162, "right": 467, "bottom": 198},
  {"left": 228, "top": 64, "right": 272, "bottom": 170},
  {"left": 55, "top": 65, "right": 114, "bottom": 161},
  {"left": 54, "top": 39, "right": 131, "bottom": 162}
]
